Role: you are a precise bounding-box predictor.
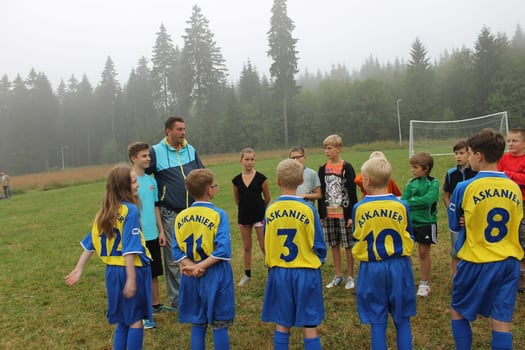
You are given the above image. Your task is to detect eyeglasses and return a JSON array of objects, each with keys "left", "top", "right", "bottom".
[
  {"left": 290, "top": 155, "right": 304, "bottom": 160},
  {"left": 211, "top": 183, "right": 219, "bottom": 189}
]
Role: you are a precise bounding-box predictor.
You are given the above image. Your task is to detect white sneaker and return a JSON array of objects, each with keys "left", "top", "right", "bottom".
[
  {"left": 417, "top": 283, "right": 430, "bottom": 297},
  {"left": 325, "top": 276, "right": 343, "bottom": 288},
  {"left": 238, "top": 275, "right": 251, "bottom": 286},
  {"left": 344, "top": 276, "right": 355, "bottom": 290}
]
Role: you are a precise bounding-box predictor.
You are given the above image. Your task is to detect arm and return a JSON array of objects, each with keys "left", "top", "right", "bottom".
[
  {"left": 65, "top": 250, "right": 94, "bottom": 286},
  {"left": 405, "top": 179, "right": 440, "bottom": 209},
  {"left": 443, "top": 191, "right": 451, "bottom": 208},
  {"left": 232, "top": 184, "right": 239, "bottom": 206},
  {"left": 262, "top": 179, "right": 271, "bottom": 206},
  {"left": 122, "top": 253, "right": 137, "bottom": 298},
  {"left": 155, "top": 206, "right": 166, "bottom": 246},
  {"left": 304, "top": 186, "right": 322, "bottom": 201}
]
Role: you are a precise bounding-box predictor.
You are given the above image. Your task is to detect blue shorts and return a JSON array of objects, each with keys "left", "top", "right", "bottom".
[
  {"left": 451, "top": 258, "right": 520, "bottom": 322},
  {"left": 262, "top": 267, "right": 325, "bottom": 328},
  {"left": 356, "top": 257, "right": 416, "bottom": 324},
  {"left": 106, "top": 264, "right": 152, "bottom": 325},
  {"left": 178, "top": 261, "right": 235, "bottom": 326}
]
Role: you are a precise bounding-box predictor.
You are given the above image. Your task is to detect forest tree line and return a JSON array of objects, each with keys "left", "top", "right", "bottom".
[{"left": 1, "top": 3, "right": 524, "bottom": 175}]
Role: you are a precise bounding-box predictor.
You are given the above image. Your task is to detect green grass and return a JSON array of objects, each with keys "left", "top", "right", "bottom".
[{"left": 1, "top": 146, "right": 524, "bottom": 349}]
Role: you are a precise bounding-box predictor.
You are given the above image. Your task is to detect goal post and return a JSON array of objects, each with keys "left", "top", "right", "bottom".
[{"left": 409, "top": 111, "right": 509, "bottom": 157}]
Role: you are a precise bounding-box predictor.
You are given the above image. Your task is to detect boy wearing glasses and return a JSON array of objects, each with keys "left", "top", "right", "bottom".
[
  {"left": 289, "top": 146, "right": 322, "bottom": 204},
  {"left": 172, "top": 169, "right": 235, "bottom": 349}
]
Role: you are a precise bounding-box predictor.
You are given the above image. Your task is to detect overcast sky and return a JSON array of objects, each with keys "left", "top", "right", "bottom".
[{"left": 1, "top": 0, "right": 524, "bottom": 89}]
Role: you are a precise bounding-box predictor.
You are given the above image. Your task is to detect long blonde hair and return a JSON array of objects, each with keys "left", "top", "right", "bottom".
[{"left": 96, "top": 166, "right": 137, "bottom": 239}]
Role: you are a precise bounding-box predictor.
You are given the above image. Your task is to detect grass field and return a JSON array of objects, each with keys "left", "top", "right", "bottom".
[{"left": 1, "top": 145, "right": 524, "bottom": 349}]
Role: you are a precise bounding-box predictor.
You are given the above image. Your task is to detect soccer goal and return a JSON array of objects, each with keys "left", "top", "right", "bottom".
[{"left": 409, "top": 111, "right": 509, "bottom": 157}]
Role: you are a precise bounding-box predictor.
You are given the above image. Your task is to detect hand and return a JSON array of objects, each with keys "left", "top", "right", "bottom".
[
  {"left": 158, "top": 234, "right": 166, "bottom": 247},
  {"left": 459, "top": 216, "right": 465, "bottom": 227},
  {"left": 346, "top": 219, "right": 353, "bottom": 229},
  {"left": 181, "top": 265, "right": 195, "bottom": 276},
  {"left": 65, "top": 269, "right": 81, "bottom": 286},
  {"left": 122, "top": 279, "right": 137, "bottom": 298}
]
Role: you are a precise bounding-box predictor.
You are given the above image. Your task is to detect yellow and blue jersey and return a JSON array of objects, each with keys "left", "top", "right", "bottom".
[
  {"left": 172, "top": 202, "right": 232, "bottom": 263},
  {"left": 352, "top": 194, "right": 414, "bottom": 262},
  {"left": 264, "top": 196, "right": 326, "bottom": 269},
  {"left": 448, "top": 171, "right": 524, "bottom": 263},
  {"left": 81, "top": 201, "right": 151, "bottom": 267}
]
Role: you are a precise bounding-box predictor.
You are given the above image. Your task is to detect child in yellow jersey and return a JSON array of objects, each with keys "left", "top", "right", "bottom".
[
  {"left": 173, "top": 169, "right": 235, "bottom": 350},
  {"left": 65, "top": 166, "right": 152, "bottom": 350},
  {"left": 448, "top": 128, "right": 524, "bottom": 350},
  {"left": 262, "top": 159, "right": 327, "bottom": 350},
  {"left": 352, "top": 157, "right": 416, "bottom": 350}
]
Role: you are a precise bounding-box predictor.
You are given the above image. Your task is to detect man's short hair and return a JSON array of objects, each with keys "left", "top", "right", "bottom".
[
  {"left": 323, "top": 134, "right": 343, "bottom": 148},
  {"left": 127, "top": 141, "right": 149, "bottom": 161},
  {"left": 467, "top": 128, "right": 505, "bottom": 163},
  {"left": 361, "top": 157, "right": 392, "bottom": 189},
  {"left": 277, "top": 159, "right": 303, "bottom": 190},
  {"left": 165, "top": 116, "right": 185, "bottom": 131}
]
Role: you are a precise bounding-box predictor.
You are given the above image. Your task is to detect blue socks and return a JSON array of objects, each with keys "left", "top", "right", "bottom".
[
  {"left": 127, "top": 327, "right": 144, "bottom": 350},
  {"left": 274, "top": 330, "right": 290, "bottom": 350},
  {"left": 451, "top": 319, "right": 472, "bottom": 350},
  {"left": 113, "top": 323, "right": 143, "bottom": 350},
  {"left": 191, "top": 325, "right": 207, "bottom": 350},
  {"left": 370, "top": 323, "right": 388, "bottom": 350},
  {"left": 113, "top": 323, "right": 128, "bottom": 350},
  {"left": 304, "top": 336, "right": 322, "bottom": 350},
  {"left": 395, "top": 317, "right": 413, "bottom": 350},
  {"left": 213, "top": 327, "right": 230, "bottom": 350},
  {"left": 491, "top": 331, "right": 512, "bottom": 350}
]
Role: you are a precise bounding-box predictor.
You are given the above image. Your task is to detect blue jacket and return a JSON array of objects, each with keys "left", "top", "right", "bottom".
[{"left": 146, "top": 138, "right": 204, "bottom": 210}]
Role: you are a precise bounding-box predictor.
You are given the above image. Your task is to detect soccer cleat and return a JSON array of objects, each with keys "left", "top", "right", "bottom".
[
  {"left": 344, "top": 276, "right": 355, "bottom": 290},
  {"left": 238, "top": 275, "right": 251, "bottom": 286},
  {"left": 417, "top": 283, "right": 430, "bottom": 297},
  {"left": 152, "top": 304, "right": 177, "bottom": 313},
  {"left": 325, "top": 276, "right": 343, "bottom": 288},
  {"left": 143, "top": 319, "right": 157, "bottom": 329}
]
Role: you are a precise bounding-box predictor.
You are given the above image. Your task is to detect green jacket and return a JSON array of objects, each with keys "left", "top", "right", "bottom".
[{"left": 401, "top": 175, "right": 439, "bottom": 227}]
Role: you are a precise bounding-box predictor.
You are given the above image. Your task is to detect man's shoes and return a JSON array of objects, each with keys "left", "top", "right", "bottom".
[
  {"left": 238, "top": 275, "right": 251, "bottom": 286},
  {"left": 143, "top": 319, "right": 157, "bottom": 329},
  {"left": 326, "top": 276, "right": 343, "bottom": 288},
  {"left": 152, "top": 304, "right": 177, "bottom": 313}
]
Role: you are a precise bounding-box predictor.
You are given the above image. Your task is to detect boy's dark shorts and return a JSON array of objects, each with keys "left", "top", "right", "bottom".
[
  {"left": 146, "top": 238, "right": 164, "bottom": 278},
  {"left": 413, "top": 224, "right": 437, "bottom": 245}
]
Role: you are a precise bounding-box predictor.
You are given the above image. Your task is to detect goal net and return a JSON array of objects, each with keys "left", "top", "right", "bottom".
[{"left": 409, "top": 111, "right": 509, "bottom": 157}]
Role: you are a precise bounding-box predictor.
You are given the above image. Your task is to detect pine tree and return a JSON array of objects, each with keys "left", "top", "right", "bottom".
[
  {"left": 151, "top": 23, "right": 178, "bottom": 119},
  {"left": 182, "top": 5, "right": 227, "bottom": 112},
  {"left": 267, "top": 0, "right": 299, "bottom": 146}
]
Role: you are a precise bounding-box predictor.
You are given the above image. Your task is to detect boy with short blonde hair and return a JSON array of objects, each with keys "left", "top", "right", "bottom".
[
  {"left": 353, "top": 157, "right": 416, "bottom": 350},
  {"left": 318, "top": 134, "right": 358, "bottom": 289},
  {"left": 263, "top": 159, "right": 326, "bottom": 350},
  {"left": 401, "top": 151, "right": 439, "bottom": 297}
]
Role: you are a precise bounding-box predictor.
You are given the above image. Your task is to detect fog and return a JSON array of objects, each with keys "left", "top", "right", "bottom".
[{"left": 2, "top": 0, "right": 524, "bottom": 87}]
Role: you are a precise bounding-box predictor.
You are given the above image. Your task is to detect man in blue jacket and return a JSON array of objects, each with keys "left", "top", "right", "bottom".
[{"left": 146, "top": 116, "right": 204, "bottom": 311}]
